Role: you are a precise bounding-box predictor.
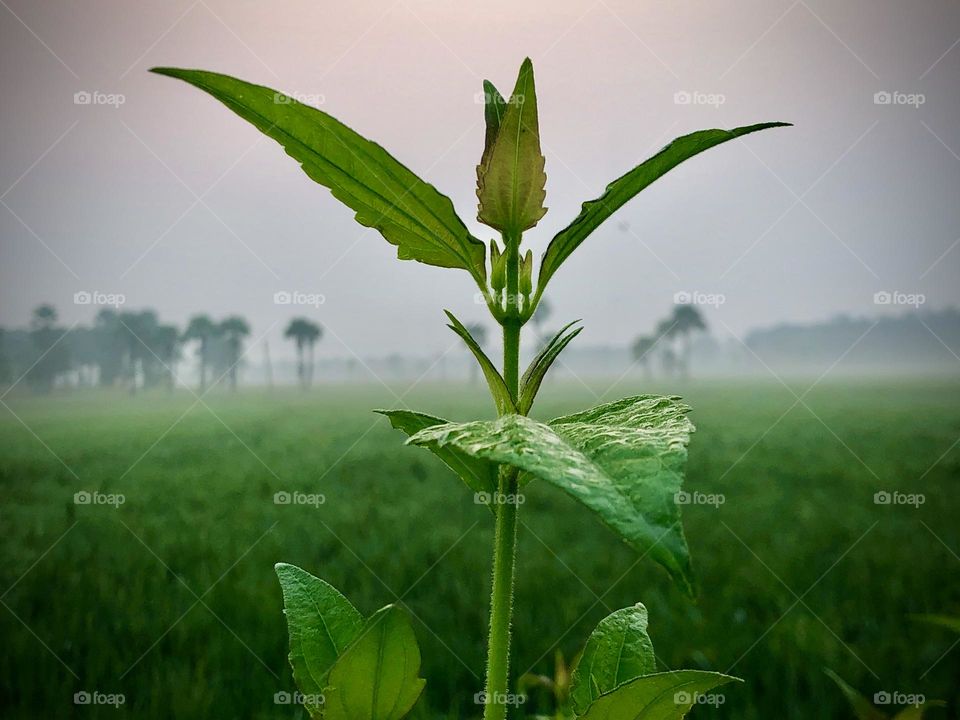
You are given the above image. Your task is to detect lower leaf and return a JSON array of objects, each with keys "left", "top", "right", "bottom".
[{"left": 577, "top": 671, "right": 740, "bottom": 720}]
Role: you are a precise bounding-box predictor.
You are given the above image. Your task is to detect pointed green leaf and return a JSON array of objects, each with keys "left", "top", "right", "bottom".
[
  {"left": 824, "top": 670, "right": 886, "bottom": 720},
  {"left": 406, "top": 395, "right": 696, "bottom": 594},
  {"left": 578, "top": 670, "right": 740, "bottom": 719},
  {"left": 893, "top": 702, "right": 946, "bottom": 720},
  {"left": 322, "top": 605, "right": 426, "bottom": 720},
  {"left": 481, "top": 80, "right": 507, "bottom": 167},
  {"left": 445, "top": 310, "right": 516, "bottom": 414},
  {"left": 912, "top": 614, "right": 960, "bottom": 634},
  {"left": 275, "top": 563, "right": 364, "bottom": 717},
  {"left": 375, "top": 409, "right": 498, "bottom": 497},
  {"left": 151, "top": 67, "right": 487, "bottom": 286},
  {"left": 476, "top": 58, "right": 547, "bottom": 233},
  {"left": 536, "top": 122, "right": 791, "bottom": 295},
  {"left": 518, "top": 320, "right": 582, "bottom": 414},
  {"left": 570, "top": 603, "right": 657, "bottom": 715}
]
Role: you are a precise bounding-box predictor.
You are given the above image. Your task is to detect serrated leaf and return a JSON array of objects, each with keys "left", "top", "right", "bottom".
[
  {"left": 570, "top": 603, "right": 656, "bottom": 715},
  {"left": 275, "top": 563, "right": 363, "bottom": 717},
  {"left": 824, "top": 669, "right": 886, "bottom": 720},
  {"left": 444, "top": 310, "right": 516, "bottom": 414},
  {"left": 518, "top": 320, "right": 582, "bottom": 414},
  {"left": 322, "top": 605, "right": 426, "bottom": 720},
  {"left": 537, "top": 122, "right": 791, "bottom": 295},
  {"left": 375, "top": 409, "right": 497, "bottom": 497},
  {"left": 476, "top": 58, "right": 547, "bottom": 233},
  {"left": 151, "top": 67, "right": 487, "bottom": 286},
  {"left": 406, "top": 395, "right": 696, "bottom": 594},
  {"left": 578, "top": 670, "right": 739, "bottom": 719}
]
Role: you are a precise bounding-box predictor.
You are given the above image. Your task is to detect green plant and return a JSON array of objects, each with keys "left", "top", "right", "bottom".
[
  {"left": 825, "top": 669, "right": 944, "bottom": 720},
  {"left": 152, "top": 57, "right": 788, "bottom": 719}
]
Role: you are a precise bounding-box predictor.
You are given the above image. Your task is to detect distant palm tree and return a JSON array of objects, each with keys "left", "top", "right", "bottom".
[
  {"left": 284, "top": 318, "right": 323, "bottom": 388},
  {"left": 655, "top": 317, "right": 679, "bottom": 378},
  {"left": 671, "top": 304, "right": 707, "bottom": 378},
  {"left": 631, "top": 336, "right": 656, "bottom": 379},
  {"left": 182, "top": 315, "right": 218, "bottom": 392},
  {"left": 118, "top": 310, "right": 159, "bottom": 394},
  {"left": 29, "top": 305, "right": 70, "bottom": 393},
  {"left": 465, "top": 322, "right": 487, "bottom": 384},
  {"left": 218, "top": 316, "right": 250, "bottom": 391}
]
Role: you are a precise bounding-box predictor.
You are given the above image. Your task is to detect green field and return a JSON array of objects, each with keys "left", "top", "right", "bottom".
[{"left": 1, "top": 378, "right": 958, "bottom": 718}]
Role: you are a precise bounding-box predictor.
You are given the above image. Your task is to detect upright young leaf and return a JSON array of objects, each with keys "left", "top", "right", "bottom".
[
  {"left": 536, "top": 122, "right": 791, "bottom": 295},
  {"left": 375, "top": 409, "right": 498, "bottom": 497},
  {"left": 476, "top": 58, "right": 548, "bottom": 233},
  {"left": 151, "top": 68, "right": 487, "bottom": 286},
  {"left": 274, "top": 563, "right": 364, "bottom": 716},
  {"left": 570, "top": 603, "right": 657, "bottom": 715},
  {"left": 444, "top": 310, "right": 516, "bottom": 414},
  {"left": 481, "top": 80, "right": 507, "bottom": 167},
  {"left": 518, "top": 320, "right": 582, "bottom": 414},
  {"left": 322, "top": 605, "right": 426, "bottom": 720},
  {"left": 824, "top": 670, "right": 886, "bottom": 720},
  {"left": 576, "top": 671, "right": 740, "bottom": 720},
  {"left": 406, "top": 396, "right": 697, "bottom": 595}
]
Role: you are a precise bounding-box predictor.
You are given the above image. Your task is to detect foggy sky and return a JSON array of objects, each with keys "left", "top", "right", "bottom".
[{"left": 2, "top": 0, "right": 959, "bottom": 362}]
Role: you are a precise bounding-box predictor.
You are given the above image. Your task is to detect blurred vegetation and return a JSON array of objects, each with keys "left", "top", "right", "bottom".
[{"left": 0, "top": 379, "right": 957, "bottom": 718}]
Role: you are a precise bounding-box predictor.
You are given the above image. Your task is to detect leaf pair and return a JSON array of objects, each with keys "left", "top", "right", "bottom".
[
  {"left": 153, "top": 63, "right": 788, "bottom": 302},
  {"left": 570, "top": 603, "right": 739, "bottom": 718},
  {"left": 276, "top": 564, "right": 425, "bottom": 720},
  {"left": 381, "top": 394, "right": 697, "bottom": 595}
]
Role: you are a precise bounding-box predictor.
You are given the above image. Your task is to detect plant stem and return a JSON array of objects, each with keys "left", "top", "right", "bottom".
[{"left": 483, "top": 233, "right": 522, "bottom": 720}]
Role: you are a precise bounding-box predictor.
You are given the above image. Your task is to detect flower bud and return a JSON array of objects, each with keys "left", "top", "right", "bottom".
[
  {"left": 490, "top": 243, "right": 507, "bottom": 292},
  {"left": 519, "top": 249, "right": 533, "bottom": 296}
]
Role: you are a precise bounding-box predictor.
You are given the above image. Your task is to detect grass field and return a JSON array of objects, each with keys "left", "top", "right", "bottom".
[{"left": 1, "top": 377, "right": 958, "bottom": 719}]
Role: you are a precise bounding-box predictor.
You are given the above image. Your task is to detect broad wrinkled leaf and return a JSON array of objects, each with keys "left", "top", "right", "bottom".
[
  {"left": 322, "top": 605, "right": 426, "bottom": 720},
  {"left": 578, "top": 671, "right": 739, "bottom": 719},
  {"left": 375, "top": 409, "right": 498, "bottom": 497},
  {"left": 824, "top": 670, "right": 885, "bottom": 720},
  {"left": 444, "top": 310, "right": 516, "bottom": 414},
  {"left": 570, "top": 603, "right": 656, "bottom": 715},
  {"left": 406, "top": 395, "right": 696, "bottom": 594},
  {"left": 537, "top": 122, "right": 791, "bottom": 294},
  {"left": 476, "top": 58, "right": 547, "bottom": 232},
  {"left": 151, "top": 68, "right": 487, "bottom": 286},
  {"left": 275, "top": 563, "right": 363, "bottom": 717},
  {"left": 518, "top": 320, "right": 582, "bottom": 414}
]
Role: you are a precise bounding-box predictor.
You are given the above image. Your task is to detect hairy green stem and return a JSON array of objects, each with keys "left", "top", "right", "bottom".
[{"left": 483, "top": 232, "right": 522, "bottom": 720}]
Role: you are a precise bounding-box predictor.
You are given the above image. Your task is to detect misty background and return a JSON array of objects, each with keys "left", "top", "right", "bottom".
[{"left": 2, "top": 0, "right": 959, "bottom": 384}]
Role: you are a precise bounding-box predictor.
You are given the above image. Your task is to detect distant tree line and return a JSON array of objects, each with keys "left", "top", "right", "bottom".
[
  {"left": 0, "top": 305, "right": 323, "bottom": 394},
  {"left": 632, "top": 304, "right": 707, "bottom": 379}
]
